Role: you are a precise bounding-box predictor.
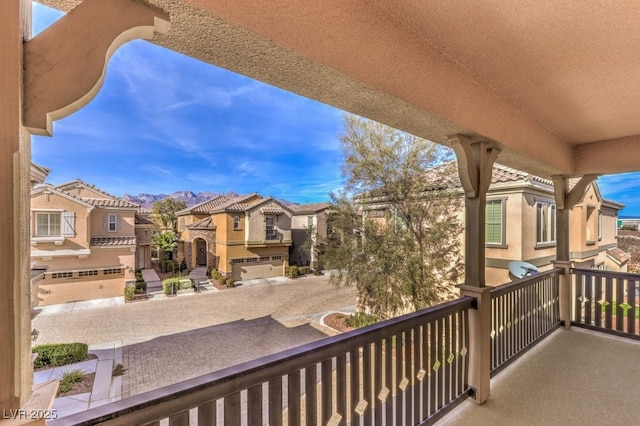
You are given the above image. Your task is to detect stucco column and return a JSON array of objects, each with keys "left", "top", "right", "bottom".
[
  {"left": 0, "top": 0, "right": 32, "bottom": 410},
  {"left": 450, "top": 135, "right": 500, "bottom": 405}
]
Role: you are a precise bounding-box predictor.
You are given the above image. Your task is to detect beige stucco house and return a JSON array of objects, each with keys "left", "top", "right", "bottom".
[
  {"left": 357, "top": 163, "right": 627, "bottom": 285},
  {"left": 30, "top": 179, "right": 142, "bottom": 306},
  {"left": 290, "top": 202, "right": 332, "bottom": 268},
  {"left": 177, "top": 194, "right": 293, "bottom": 280}
]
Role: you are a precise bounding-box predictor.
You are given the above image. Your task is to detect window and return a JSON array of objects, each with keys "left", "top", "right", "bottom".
[
  {"left": 178, "top": 217, "right": 184, "bottom": 231},
  {"left": 272, "top": 255, "right": 283, "bottom": 260},
  {"left": 36, "top": 212, "right": 61, "bottom": 236},
  {"left": 598, "top": 212, "right": 603, "bottom": 240},
  {"left": 107, "top": 214, "right": 117, "bottom": 232},
  {"left": 485, "top": 200, "right": 505, "bottom": 245},
  {"left": 246, "top": 258, "right": 257, "bottom": 263},
  {"left": 231, "top": 258, "right": 244, "bottom": 264},
  {"left": 265, "top": 217, "right": 277, "bottom": 240},
  {"left": 233, "top": 215, "right": 241, "bottom": 230},
  {"left": 536, "top": 202, "right": 556, "bottom": 244},
  {"left": 307, "top": 216, "right": 314, "bottom": 227},
  {"left": 51, "top": 272, "right": 72, "bottom": 279},
  {"left": 259, "top": 256, "right": 270, "bottom": 262},
  {"left": 79, "top": 270, "right": 98, "bottom": 277},
  {"left": 103, "top": 268, "right": 122, "bottom": 275}
]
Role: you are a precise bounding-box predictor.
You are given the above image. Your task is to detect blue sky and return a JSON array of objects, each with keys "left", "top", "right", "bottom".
[{"left": 31, "top": 4, "right": 640, "bottom": 215}]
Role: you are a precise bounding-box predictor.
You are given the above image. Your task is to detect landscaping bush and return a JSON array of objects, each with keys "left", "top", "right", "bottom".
[
  {"left": 345, "top": 312, "right": 379, "bottom": 329},
  {"left": 32, "top": 343, "right": 88, "bottom": 368},
  {"left": 58, "top": 369, "right": 84, "bottom": 394},
  {"left": 225, "top": 278, "right": 236, "bottom": 288},
  {"left": 124, "top": 285, "right": 135, "bottom": 301},
  {"left": 135, "top": 280, "right": 147, "bottom": 293},
  {"left": 162, "top": 277, "right": 180, "bottom": 295},
  {"left": 313, "top": 269, "right": 323, "bottom": 276},
  {"left": 135, "top": 272, "right": 144, "bottom": 281},
  {"left": 288, "top": 265, "right": 299, "bottom": 278},
  {"left": 298, "top": 266, "right": 312, "bottom": 275}
]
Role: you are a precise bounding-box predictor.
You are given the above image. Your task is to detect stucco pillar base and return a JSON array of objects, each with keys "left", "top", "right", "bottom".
[
  {"left": 2, "top": 380, "right": 59, "bottom": 426},
  {"left": 458, "top": 285, "right": 492, "bottom": 404},
  {"left": 553, "top": 260, "right": 573, "bottom": 329}
]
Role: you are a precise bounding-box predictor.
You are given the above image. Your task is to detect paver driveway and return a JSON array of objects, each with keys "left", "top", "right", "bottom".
[{"left": 32, "top": 275, "right": 356, "bottom": 397}]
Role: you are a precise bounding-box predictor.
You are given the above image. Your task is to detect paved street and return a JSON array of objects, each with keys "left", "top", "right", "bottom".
[{"left": 32, "top": 275, "right": 356, "bottom": 397}]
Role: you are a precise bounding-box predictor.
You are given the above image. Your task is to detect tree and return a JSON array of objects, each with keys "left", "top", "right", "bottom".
[
  {"left": 153, "top": 230, "right": 178, "bottom": 262},
  {"left": 151, "top": 198, "right": 187, "bottom": 230},
  {"left": 323, "top": 114, "right": 463, "bottom": 320}
]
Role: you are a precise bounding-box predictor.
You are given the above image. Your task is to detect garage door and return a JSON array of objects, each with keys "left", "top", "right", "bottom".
[{"left": 232, "top": 259, "right": 282, "bottom": 281}]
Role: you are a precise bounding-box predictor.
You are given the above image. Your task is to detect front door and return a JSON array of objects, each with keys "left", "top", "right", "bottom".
[{"left": 196, "top": 239, "right": 207, "bottom": 266}]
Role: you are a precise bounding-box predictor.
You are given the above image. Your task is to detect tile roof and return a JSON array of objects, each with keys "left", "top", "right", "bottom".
[
  {"left": 84, "top": 198, "right": 140, "bottom": 208},
  {"left": 90, "top": 236, "right": 136, "bottom": 247},
  {"left": 260, "top": 207, "right": 285, "bottom": 215},
  {"left": 606, "top": 248, "right": 631, "bottom": 264},
  {"left": 56, "top": 179, "right": 120, "bottom": 200},
  {"left": 176, "top": 195, "right": 231, "bottom": 215},
  {"left": 135, "top": 214, "right": 155, "bottom": 225},
  {"left": 138, "top": 207, "right": 152, "bottom": 214},
  {"left": 290, "top": 202, "right": 332, "bottom": 214},
  {"left": 187, "top": 217, "right": 216, "bottom": 229},
  {"left": 210, "top": 194, "right": 261, "bottom": 213}
]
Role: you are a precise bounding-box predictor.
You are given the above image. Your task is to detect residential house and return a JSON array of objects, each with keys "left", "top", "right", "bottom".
[
  {"left": 357, "top": 163, "right": 627, "bottom": 285},
  {"left": 134, "top": 207, "right": 156, "bottom": 270},
  {"left": 177, "top": 194, "right": 293, "bottom": 280},
  {"left": 290, "top": 202, "right": 332, "bottom": 268},
  {"left": 30, "top": 179, "right": 141, "bottom": 306}
]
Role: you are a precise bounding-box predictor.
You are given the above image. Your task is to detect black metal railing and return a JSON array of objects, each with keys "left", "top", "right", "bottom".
[
  {"left": 490, "top": 268, "right": 562, "bottom": 374},
  {"left": 51, "top": 297, "right": 474, "bottom": 426},
  {"left": 571, "top": 268, "right": 640, "bottom": 339}
]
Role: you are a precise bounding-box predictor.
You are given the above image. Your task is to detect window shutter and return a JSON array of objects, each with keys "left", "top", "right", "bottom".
[
  {"left": 62, "top": 211, "right": 75, "bottom": 237},
  {"left": 485, "top": 201, "right": 502, "bottom": 244}
]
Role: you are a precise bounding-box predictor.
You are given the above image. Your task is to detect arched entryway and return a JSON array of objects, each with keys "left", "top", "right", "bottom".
[{"left": 194, "top": 238, "right": 207, "bottom": 268}]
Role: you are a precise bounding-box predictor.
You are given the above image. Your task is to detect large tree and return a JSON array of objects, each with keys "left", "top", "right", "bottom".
[
  {"left": 323, "top": 114, "right": 463, "bottom": 320},
  {"left": 151, "top": 197, "right": 187, "bottom": 230}
]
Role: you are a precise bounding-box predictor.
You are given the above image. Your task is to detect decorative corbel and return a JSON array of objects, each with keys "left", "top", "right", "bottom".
[
  {"left": 449, "top": 135, "right": 501, "bottom": 198},
  {"left": 551, "top": 174, "right": 600, "bottom": 210},
  {"left": 23, "top": 0, "right": 170, "bottom": 136}
]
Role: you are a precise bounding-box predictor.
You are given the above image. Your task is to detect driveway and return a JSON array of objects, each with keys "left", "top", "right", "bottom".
[{"left": 32, "top": 275, "right": 357, "bottom": 397}]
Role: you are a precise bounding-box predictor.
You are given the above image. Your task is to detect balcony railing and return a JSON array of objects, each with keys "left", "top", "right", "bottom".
[
  {"left": 571, "top": 268, "right": 640, "bottom": 339},
  {"left": 490, "top": 268, "right": 562, "bottom": 374},
  {"left": 52, "top": 297, "right": 475, "bottom": 426}
]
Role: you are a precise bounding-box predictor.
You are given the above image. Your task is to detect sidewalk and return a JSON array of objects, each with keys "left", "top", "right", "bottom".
[{"left": 33, "top": 342, "right": 123, "bottom": 418}]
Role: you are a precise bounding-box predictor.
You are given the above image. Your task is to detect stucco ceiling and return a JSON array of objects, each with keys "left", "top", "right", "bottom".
[{"left": 40, "top": 0, "right": 640, "bottom": 178}]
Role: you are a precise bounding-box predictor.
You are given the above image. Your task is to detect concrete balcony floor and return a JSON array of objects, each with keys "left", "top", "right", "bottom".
[{"left": 438, "top": 327, "right": 640, "bottom": 425}]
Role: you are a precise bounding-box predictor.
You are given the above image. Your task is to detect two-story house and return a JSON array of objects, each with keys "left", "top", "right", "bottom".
[
  {"left": 290, "top": 202, "right": 332, "bottom": 269},
  {"left": 177, "top": 194, "right": 293, "bottom": 280},
  {"left": 357, "top": 163, "right": 627, "bottom": 286},
  {"left": 30, "top": 179, "right": 140, "bottom": 306}
]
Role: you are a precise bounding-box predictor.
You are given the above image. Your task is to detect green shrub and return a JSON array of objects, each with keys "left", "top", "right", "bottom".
[
  {"left": 298, "top": 266, "right": 312, "bottom": 275},
  {"left": 135, "top": 272, "right": 144, "bottom": 281},
  {"left": 134, "top": 269, "right": 142, "bottom": 274},
  {"left": 32, "top": 343, "right": 88, "bottom": 368},
  {"left": 288, "top": 265, "right": 299, "bottom": 278},
  {"left": 58, "top": 369, "right": 85, "bottom": 394},
  {"left": 124, "top": 285, "right": 135, "bottom": 301},
  {"left": 178, "top": 278, "right": 193, "bottom": 290},
  {"left": 345, "top": 312, "right": 379, "bottom": 329},
  {"left": 135, "top": 281, "right": 147, "bottom": 292},
  {"left": 224, "top": 278, "right": 236, "bottom": 288},
  {"left": 313, "top": 269, "right": 323, "bottom": 276},
  {"left": 162, "top": 277, "right": 180, "bottom": 295}
]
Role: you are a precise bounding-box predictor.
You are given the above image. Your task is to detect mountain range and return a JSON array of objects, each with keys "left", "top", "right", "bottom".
[{"left": 122, "top": 190, "right": 296, "bottom": 210}]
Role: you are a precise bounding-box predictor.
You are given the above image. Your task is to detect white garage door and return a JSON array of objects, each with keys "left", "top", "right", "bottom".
[{"left": 232, "top": 259, "right": 282, "bottom": 281}]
